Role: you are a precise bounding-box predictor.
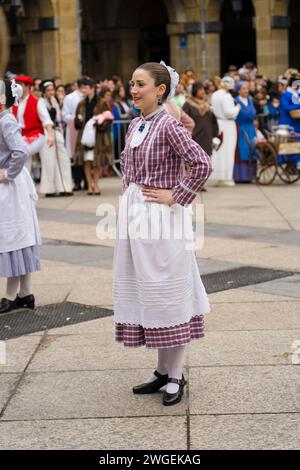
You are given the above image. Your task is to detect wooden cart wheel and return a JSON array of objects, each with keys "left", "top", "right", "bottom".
[
  {"left": 277, "top": 157, "right": 300, "bottom": 184},
  {"left": 0, "top": 8, "right": 9, "bottom": 77},
  {"left": 253, "top": 142, "right": 277, "bottom": 185}
]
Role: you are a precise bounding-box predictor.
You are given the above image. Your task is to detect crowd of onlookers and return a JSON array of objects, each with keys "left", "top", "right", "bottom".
[{"left": 4, "top": 62, "right": 300, "bottom": 194}]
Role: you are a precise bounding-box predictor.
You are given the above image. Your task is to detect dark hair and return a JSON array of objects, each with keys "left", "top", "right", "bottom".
[
  {"left": 77, "top": 76, "right": 94, "bottom": 88},
  {"left": 99, "top": 86, "right": 111, "bottom": 98},
  {"left": 4, "top": 80, "right": 15, "bottom": 108},
  {"left": 137, "top": 62, "right": 170, "bottom": 102},
  {"left": 112, "top": 84, "right": 125, "bottom": 102},
  {"left": 192, "top": 81, "right": 205, "bottom": 97}
]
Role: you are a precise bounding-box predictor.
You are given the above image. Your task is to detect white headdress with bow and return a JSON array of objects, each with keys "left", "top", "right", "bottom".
[{"left": 160, "top": 60, "right": 179, "bottom": 100}]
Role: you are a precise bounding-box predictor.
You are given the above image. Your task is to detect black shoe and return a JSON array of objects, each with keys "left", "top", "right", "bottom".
[
  {"left": 45, "top": 193, "right": 58, "bottom": 198},
  {"left": 59, "top": 192, "right": 74, "bottom": 197},
  {"left": 73, "top": 185, "right": 81, "bottom": 192},
  {"left": 163, "top": 375, "right": 187, "bottom": 406},
  {"left": 132, "top": 370, "right": 168, "bottom": 394},
  {"left": 0, "top": 297, "right": 18, "bottom": 314},
  {"left": 16, "top": 294, "right": 35, "bottom": 309}
]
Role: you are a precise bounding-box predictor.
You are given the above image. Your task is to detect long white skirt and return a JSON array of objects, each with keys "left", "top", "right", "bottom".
[
  {"left": 211, "top": 119, "right": 237, "bottom": 181},
  {"left": 39, "top": 129, "right": 72, "bottom": 194},
  {"left": 112, "top": 183, "right": 210, "bottom": 329}
]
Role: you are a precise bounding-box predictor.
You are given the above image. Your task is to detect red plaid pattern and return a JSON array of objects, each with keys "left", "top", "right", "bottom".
[
  {"left": 120, "top": 108, "right": 212, "bottom": 206},
  {"left": 115, "top": 314, "right": 205, "bottom": 348}
]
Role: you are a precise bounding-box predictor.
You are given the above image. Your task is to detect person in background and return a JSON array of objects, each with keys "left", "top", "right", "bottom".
[
  {"left": 94, "top": 86, "right": 114, "bottom": 181},
  {"left": 279, "top": 71, "right": 300, "bottom": 170},
  {"left": 13, "top": 74, "right": 54, "bottom": 173},
  {"left": 52, "top": 76, "right": 62, "bottom": 88},
  {"left": 112, "top": 85, "right": 131, "bottom": 165},
  {"left": 267, "top": 95, "right": 280, "bottom": 130},
  {"left": 253, "top": 87, "right": 269, "bottom": 130},
  {"left": 163, "top": 100, "right": 195, "bottom": 135},
  {"left": 170, "top": 82, "right": 187, "bottom": 108},
  {"left": 233, "top": 81, "right": 256, "bottom": 183},
  {"left": 74, "top": 78, "right": 99, "bottom": 194},
  {"left": 62, "top": 77, "right": 85, "bottom": 191},
  {"left": 39, "top": 80, "right": 73, "bottom": 197},
  {"left": 55, "top": 84, "right": 66, "bottom": 111},
  {"left": 32, "top": 78, "right": 42, "bottom": 98},
  {"left": 183, "top": 81, "right": 218, "bottom": 156},
  {"left": 211, "top": 76, "right": 240, "bottom": 187}
]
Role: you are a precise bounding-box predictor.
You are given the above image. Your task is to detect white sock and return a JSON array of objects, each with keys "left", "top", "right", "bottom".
[
  {"left": 6, "top": 276, "right": 20, "bottom": 301},
  {"left": 19, "top": 274, "right": 32, "bottom": 298},
  {"left": 166, "top": 346, "right": 186, "bottom": 394},
  {"left": 145, "top": 348, "right": 169, "bottom": 383}
]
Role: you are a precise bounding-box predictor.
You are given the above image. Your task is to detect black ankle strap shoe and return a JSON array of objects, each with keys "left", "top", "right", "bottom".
[
  {"left": 16, "top": 294, "right": 35, "bottom": 309},
  {"left": 163, "top": 374, "right": 187, "bottom": 406},
  {"left": 0, "top": 297, "right": 18, "bottom": 314},
  {"left": 132, "top": 370, "right": 168, "bottom": 394}
]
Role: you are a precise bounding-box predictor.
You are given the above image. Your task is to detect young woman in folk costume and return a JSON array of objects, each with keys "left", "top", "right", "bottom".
[
  {"left": 0, "top": 79, "right": 41, "bottom": 314},
  {"left": 112, "top": 61, "right": 212, "bottom": 406}
]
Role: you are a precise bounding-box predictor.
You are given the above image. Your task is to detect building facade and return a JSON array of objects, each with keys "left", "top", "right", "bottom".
[{"left": 2, "top": 0, "right": 300, "bottom": 82}]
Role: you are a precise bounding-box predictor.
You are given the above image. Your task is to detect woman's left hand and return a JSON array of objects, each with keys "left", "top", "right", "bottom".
[{"left": 142, "top": 188, "right": 176, "bottom": 206}]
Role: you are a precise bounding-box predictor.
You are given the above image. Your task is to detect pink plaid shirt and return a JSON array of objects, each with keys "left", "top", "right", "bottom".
[{"left": 120, "top": 107, "right": 212, "bottom": 206}]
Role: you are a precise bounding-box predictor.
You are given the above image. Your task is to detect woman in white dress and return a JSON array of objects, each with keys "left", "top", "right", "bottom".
[
  {"left": 39, "top": 81, "right": 73, "bottom": 197},
  {"left": 211, "top": 76, "right": 241, "bottom": 186},
  {"left": 0, "top": 79, "right": 41, "bottom": 314}
]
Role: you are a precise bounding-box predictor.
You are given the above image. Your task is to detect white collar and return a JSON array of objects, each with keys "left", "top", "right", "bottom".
[{"left": 140, "top": 106, "right": 164, "bottom": 121}]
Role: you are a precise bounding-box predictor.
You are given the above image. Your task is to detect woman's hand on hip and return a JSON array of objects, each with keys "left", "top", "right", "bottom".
[{"left": 142, "top": 188, "right": 176, "bottom": 206}]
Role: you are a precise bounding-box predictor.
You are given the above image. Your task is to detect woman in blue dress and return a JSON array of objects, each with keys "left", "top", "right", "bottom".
[{"left": 233, "top": 81, "right": 257, "bottom": 182}]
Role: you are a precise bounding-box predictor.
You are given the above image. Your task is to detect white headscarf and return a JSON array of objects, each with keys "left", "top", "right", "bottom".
[{"left": 160, "top": 61, "right": 180, "bottom": 100}]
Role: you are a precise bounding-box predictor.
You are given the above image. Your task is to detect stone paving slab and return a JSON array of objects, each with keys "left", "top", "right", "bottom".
[
  {"left": 208, "top": 287, "right": 299, "bottom": 303},
  {"left": 188, "top": 330, "right": 300, "bottom": 366},
  {"left": 0, "top": 374, "right": 21, "bottom": 412},
  {"left": 243, "top": 275, "right": 300, "bottom": 299},
  {"left": 27, "top": 332, "right": 159, "bottom": 372},
  {"left": 190, "top": 414, "right": 300, "bottom": 450},
  {"left": 204, "top": 301, "right": 300, "bottom": 331},
  {"left": 189, "top": 365, "right": 299, "bottom": 415},
  {"left": 0, "top": 416, "right": 187, "bottom": 450},
  {"left": 0, "top": 336, "right": 42, "bottom": 373},
  {"left": 1, "top": 369, "right": 188, "bottom": 421}
]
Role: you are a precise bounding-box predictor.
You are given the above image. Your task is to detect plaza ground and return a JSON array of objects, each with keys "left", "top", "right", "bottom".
[{"left": 0, "top": 176, "right": 299, "bottom": 450}]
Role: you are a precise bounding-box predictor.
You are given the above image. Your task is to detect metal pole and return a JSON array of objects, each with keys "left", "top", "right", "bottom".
[{"left": 200, "top": 0, "right": 206, "bottom": 80}]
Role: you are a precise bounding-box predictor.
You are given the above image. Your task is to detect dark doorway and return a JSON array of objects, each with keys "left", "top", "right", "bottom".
[
  {"left": 138, "top": 0, "right": 169, "bottom": 64},
  {"left": 289, "top": 0, "right": 300, "bottom": 70},
  {"left": 81, "top": 0, "right": 169, "bottom": 79},
  {"left": 220, "top": 0, "right": 256, "bottom": 74}
]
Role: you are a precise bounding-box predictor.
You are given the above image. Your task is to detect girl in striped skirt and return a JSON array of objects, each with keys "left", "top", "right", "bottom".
[{"left": 113, "top": 61, "right": 212, "bottom": 406}]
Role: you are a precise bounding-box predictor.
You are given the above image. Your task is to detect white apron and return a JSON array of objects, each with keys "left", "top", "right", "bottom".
[
  {"left": 112, "top": 183, "right": 210, "bottom": 329},
  {"left": 0, "top": 167, "right": 41, "bottom": 253}
]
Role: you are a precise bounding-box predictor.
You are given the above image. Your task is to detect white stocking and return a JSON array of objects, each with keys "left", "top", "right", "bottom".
[
  {"left": 145, "top": 348, "right": 169, "bottom": 383},
  {"left": 6, "top": 276, "right": 20, "bottom": 300},
  {"left": 19, "top": 274, "right": 32, "bottom": 298},
  {"left": 165, "top": 345, "right": 186, "bottom": 394}
]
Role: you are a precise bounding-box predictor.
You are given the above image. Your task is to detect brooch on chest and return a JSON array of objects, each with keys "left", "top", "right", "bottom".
[{"left": 138, "top": 122, "right": 146, "bottom": 132}]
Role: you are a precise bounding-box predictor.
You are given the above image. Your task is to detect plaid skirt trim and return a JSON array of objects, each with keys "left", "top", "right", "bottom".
[{"left": 115, "top": 314, "right": 205, "bottom": 349}]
